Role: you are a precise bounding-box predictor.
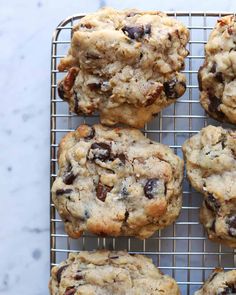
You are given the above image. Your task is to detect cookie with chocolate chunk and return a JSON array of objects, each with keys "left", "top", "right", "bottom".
[
  {"left": 51, "top": 124, "right": 184, "bottom": 239},
  {"left": 198, "top": 15, "right": 236, "bottom": 124},
  {"left": 49, "top": 250, "right": 181, "bottom": 295},
  {"left": 182, "top": 125, "right": 236, "bottom": 248},
  {"left": 195, "top": 268, "right": 236, "bottom": 295},
  {"left": 58, "top": 7, "right": 189, "bottom": 128}
]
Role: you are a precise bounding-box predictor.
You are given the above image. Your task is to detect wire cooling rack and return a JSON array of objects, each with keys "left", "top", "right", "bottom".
[{"left": 50, "top": 12, "right": 236, "bottom": 294}]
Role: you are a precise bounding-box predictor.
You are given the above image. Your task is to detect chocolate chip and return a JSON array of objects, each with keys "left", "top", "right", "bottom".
[
  {"left": 89, "top": 142, "right": 111, "bottom": 161},
  {"left": 121, "top": 186, "right": 129, "bottom": 197},
  {"left": 116, "top": 153, "right": 126, "bottom": 164},
  {"left": 168, "top": 33, "right": 172, "bottom": 41},
  {"left": 217, "top": 284, "right": 236, "bottom": 295},
  {"left": 64, "top": 287, "right": 76, "bottom": 295},
  {"left": 163, "top": 78, "right": 186, "bottom": 99},
  {"left": 205, "top": 194, "right": 220, "bottom": 212},
  {"left": 56, "top": 265, "right": 68, "bottom": 283},
  {"left": 226, "top": 215, "right": 236, "bottom": 237},
  {"left": 84, "top": 126, "right": 95, "bottom": 140},
  {"left": 58, "top": 82, "right": 65, "bottom": 99},
  {"left": 74, "top": 273, "right": 83, "bottom": 280},
  {"left": 96, "top": 182, "right": 112, "bottom": 202},
  {"left": 215, "top": 72, "right": 224, "bottom": 83},
  {"left": 144, "top": 24, "right": 151, "bottom": 34},
  {"left": 56, "top": 189, "right": 73, "bottom": 196},
  {"left": 87, "top": 83, "right": 101, "bottom": 91},
  {"left": 210, "top": 62, "right": 217, "bottom": 73},
  {"left": 63, "top": 165, "right": 76, "bottom": 185},
  {"left": 208, "top": 95, "right": 224, "bottom": 119},
  {"left": 144, "top": 178, "right": 159, "bottom": 199},
  {"left": 122, "top": 25, "right": 144, "bottom": 40},
  {"left": 124, "top": 210, "right": 129, "bottom": 222}
]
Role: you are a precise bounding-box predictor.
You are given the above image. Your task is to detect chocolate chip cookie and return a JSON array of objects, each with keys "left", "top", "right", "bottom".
[
  {"left": 58, "top": 7, "right": 189, "bottom": 128},
  {"left": 194, "top": 268, "right": 236, "bottom": 295},
  {"left": 52, "top": 124, "right": 184, "bottom": 239},
  {"left": 182, "top": 125, "right": 236, "bottom": 248},
  {"left": 198, "top": 15, "right": 236, "bottom": 124},
  {"left": 49, "top": 250, "right": 181, "bottom": 295}
]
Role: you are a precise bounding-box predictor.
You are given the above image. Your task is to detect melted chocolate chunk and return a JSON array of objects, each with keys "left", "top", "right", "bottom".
[
  {"left": 63, "top": 165, "right": 76, "bottom": 185},
  {"left": 96, "top": 182, "right": 112, "bottom": 202},
  {"left": 144, "top": 178, "right": 160, "bottom": 199},
  {"left": 144, "top": 24, "right": 151, "bottom": 34},
  {"left": 205, "top": 194, "right": 220, "bottom": 212},
  {"left": 208, "top": 95, "right": 225, "bottom": 119},
  {"left": 64, "top": 287, "right": 76, "bottom": 295},
  {"left": 121, "top": 186, "right": 129, "bottom": 197},
  {"left": 74, "top": 273, "right": 83, "bottom": 280},
  {"left": 163, "top": 79, "right": 186, "bottom": 99},
  {"left": 215, "top": 72, "right": 224, "bottom": 83},
  {"left": 56, "top": 265, "right": 68, "bottom": 283},
  {"left": 226, "top": 215, "right": 236, "bottom": 237},
  {"left": 58, "top": 82, "right": 65, "bottom": 99},
  {"left": 122, "top": 25, "right": 151, "bottom": 40},
  {"left": 116, "top": 153, "right": 126, "bottom": 164},
  {"left": 124, "top": 210, "right": 129, "bottom": 222},
  {"left": 87, "top": 82, "right": 101, "bottom": 91},
  {"left": 84, "top": 126, "right": 95, "bottom": 140},
  {"left": 210, "top": 62, "right": 217, "bottom": 73},
  {"left": 56, "top": 189, "right": 73, "bottom": 196},
  {"left": 90, "top": 142, "right": 111, "bottom": 161}
]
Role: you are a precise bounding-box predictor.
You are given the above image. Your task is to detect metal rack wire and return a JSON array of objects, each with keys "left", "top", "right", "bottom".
[{"left": 50, "top": 12, "right": 236, "bottom": 295}]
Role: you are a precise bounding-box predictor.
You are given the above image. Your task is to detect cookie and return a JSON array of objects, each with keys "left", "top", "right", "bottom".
[
  {"left": 58, "top": 7, "right": 189, "bottom": 128},
  {"left": 194, "top": 268, "right": 236, "bottom": 295},
  {"left": 51, "top": 124, "right": 184, "bottom": 239},
  {"left": 198, "top": 15, "right": 236, "bottom": 124},
  {"left": 182, "top": 125, "right": 236, "bottom": 248},
  {"left": 49, "top": 250, "right": 181, "bottom": 295}
]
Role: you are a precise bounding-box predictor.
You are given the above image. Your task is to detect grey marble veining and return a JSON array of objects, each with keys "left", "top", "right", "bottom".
[{"left": 1, "top": 0, "right": 236, "bottom": 294}]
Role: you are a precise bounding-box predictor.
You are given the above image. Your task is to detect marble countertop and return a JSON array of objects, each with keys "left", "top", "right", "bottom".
[{"left": 1, "top": 0, "right": 236, "bottom": 294}]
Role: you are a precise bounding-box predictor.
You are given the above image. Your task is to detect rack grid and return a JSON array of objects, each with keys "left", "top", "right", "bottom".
[{"left": 50, "top": 12, "right": 236, "bottom": 294}]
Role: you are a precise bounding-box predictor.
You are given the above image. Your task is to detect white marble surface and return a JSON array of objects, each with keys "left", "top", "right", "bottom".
[{"left": 1, "top": 0, "right": 236, "bottom": 294}]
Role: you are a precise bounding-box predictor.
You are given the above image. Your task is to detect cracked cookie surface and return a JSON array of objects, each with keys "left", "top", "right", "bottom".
[
  {"left": 58, "top": 7, "right": 189, "bottom": 128},
  {"left": 198, "top": 15, "right": 236, "bottom": 124},
  {"left": 182, "top": 125, "right": 236, "bottom": 248},
  {"left": 52, "top": 124, "right": 183, "bottom": 239},
  {"left": 195, "top": 268, "right": 236, "bottom": 295},
  {"left": 49, "top": 250, "right": 181, "bottom": 295}
]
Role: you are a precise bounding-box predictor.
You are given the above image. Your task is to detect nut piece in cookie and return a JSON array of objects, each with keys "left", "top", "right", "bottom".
[
  {"left": 49, "top": 250, "right": 181, "bottom": 295},
  {"left": 198, "top": 15, "right": 236, "bottom": 124},
  {"left": 57, "top": 7, "right": 189, "bottom": 128},
  {"left": 52, "top": 124, "right": 184, "bottom": 239},
  {"left": 182, "top": 125, "right": 236, "bottom": 248},
  {"left": 194, "top": 268, "right": 236, "bottom": 295}
]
